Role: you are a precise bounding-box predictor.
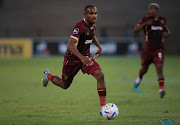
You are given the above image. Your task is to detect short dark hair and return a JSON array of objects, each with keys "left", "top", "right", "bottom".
[{"left": 84, "top": 5, "right": 96, "bottom": 12}]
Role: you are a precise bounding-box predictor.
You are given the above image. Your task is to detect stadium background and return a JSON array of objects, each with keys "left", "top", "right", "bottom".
[{"left": 0, "top": 0, "right": 180, "bottom": 57}]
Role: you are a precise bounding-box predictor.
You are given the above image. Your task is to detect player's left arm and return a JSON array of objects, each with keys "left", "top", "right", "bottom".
[
  {"left": 163, "top": 25, "right": 171, "bottom": 37},
  {"left": 93, "top": 35, "right": 102, "bottom": 58}
]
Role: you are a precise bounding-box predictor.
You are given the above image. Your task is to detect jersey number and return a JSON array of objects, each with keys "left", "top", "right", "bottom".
[{"left": 158, "top": 52, "right": 162, "bottom": 59}]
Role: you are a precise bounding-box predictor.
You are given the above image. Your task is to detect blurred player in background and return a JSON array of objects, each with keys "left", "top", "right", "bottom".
[
  {"left": 42, "top": 5, "right": 106, "bottom": 114},
  {"left": 133, "top": 3, "right": 171, "bottom": 98}
]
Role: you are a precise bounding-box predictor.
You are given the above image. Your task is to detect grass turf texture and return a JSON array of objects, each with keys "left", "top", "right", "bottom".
[{"left": 0, "top": 56, "right": 180, "bottom": 125}]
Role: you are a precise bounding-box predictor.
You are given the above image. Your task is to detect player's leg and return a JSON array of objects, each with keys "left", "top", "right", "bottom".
[
  {"left": 134, "top": 54, "right": 151, "bottom": 88},
  {"left": 154, "top": 50, "right": 165, "bottom": 98},
  {"left": 47, "top": 73, "right": 70, "bottom": 89},
  {"left": 155, "top": 63, "right": 165, "bottom": 98},
  {"left": 92, "top": 70, "right": 106, "bottom": 115},
  {"left": 134, "top": 65, "right": 149, "bottom": 88},
  {"left": 83, "top": 58, "right": 106, "bottom": 107},
  {"left": 82, "top": 57, "right": 106, "bottom": 115},
  {"left": 42, "top": 69, "right": 70, "bottom": 89},
  {"left": 155, "top": 63, "right": 165, "bottom": 86},
  {"left": 93, "top": 70, "right": 106, "bottom": 105},
  {"left": 42, "top": 58, "right": 80, "bottom": 89}
]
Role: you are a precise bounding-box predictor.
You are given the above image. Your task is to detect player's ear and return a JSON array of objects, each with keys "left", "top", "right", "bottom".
[{"left": 84, "top": 11, "right": 87, "bottom": 17}]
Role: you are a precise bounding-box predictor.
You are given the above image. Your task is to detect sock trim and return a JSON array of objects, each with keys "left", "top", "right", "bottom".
[{"left": 158, "top": 80, "right": 164, "bottom": 83}]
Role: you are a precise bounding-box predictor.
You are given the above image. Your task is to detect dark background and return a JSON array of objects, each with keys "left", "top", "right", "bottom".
[{"left": 0, "top": 0, "right": 179, "bottom": 54}]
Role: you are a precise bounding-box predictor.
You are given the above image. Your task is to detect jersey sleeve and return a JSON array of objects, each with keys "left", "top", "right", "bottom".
[
  {"left": 70, "top": 23, "right": 84, "bottom": 41},
  {"left": 137, "top": 17, "right": 147, "bottom": 26}
]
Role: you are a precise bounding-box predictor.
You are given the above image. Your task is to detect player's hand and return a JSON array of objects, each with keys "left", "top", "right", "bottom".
[
  {"left": 80, "top": 56, "right": 94, "bottom": 66},
  {"left": 94, "top": 48, "right": 102, "bottom": 58},
  {"left": 163, "top": 32, "right": 171, "bottom": 37}
]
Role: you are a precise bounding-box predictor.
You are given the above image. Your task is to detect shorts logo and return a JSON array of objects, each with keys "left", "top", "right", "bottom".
[{"left": 73, "top": 28, "right": 79, "bottom": 34}]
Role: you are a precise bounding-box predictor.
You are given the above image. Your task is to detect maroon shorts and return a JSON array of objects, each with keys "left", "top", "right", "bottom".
[
  {"left": 61, "top": 55, "right": 101, "bottom": 85},
  {"left": 141, "top": 49, "right": 164, "bottom": 67}
]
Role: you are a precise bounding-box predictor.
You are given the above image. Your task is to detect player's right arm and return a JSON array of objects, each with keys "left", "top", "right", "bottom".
[
  {"left": 67, "top": 38, "right": 93, "bottom": 66},
  {"left": 134, "top": 17, "right": 153, "bottom": 32},
  {"left": 68, "top": 23, "right": 94, "bottom": 66}
]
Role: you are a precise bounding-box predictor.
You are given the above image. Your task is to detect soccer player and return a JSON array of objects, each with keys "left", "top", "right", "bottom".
[
  {"left": 42, "top": 5, "right": 106, "bottom": 114},
  {"left": 133, "top": 3, "right": 171, "bottom": 98}
]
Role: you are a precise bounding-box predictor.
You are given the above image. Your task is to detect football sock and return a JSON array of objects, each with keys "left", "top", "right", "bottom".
[
  {"left": 139, "top": 70, "right": 144, "bottom": 80},
  {"left": 47, "top": 74, "right": 55, "bottom": 83},
  {"left": 97, "top": 88, "right": 106, "bottom": 106},
  {"left": 158, "top": 78, "right": 164, "bottom": 89},
  {"left": 134, "top": 77, "right": 141, "bottom": 88},
  {"left": 135, "top": 77, "right": 141, "bottom": 84}
]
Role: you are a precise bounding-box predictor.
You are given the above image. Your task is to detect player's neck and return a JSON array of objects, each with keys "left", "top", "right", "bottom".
[
  {"left": 83, "top": 18, "right": 93, "bottom": 27},
  {"left": 149, "top": 15, "right": 159, "bottom": 20},
  {"left": 152, "top": 13, "right": 159, "bottom": 18},
  {"left": 153, "top": 15, "right": 159, "bottom": 20},
  {"left": 154, "top": 15, "right": 158, "bottom": 18}
]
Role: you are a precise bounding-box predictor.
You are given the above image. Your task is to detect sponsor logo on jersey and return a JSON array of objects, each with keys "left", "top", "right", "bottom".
[
  {"left": 151, "top": 26, "right": 163, "bottom": 31},
  {"left": 73, "top": 28, "right": 79, "bottom": 34},
  {"left": 84, "top": 39, "right": 93, "bottom": 44}
]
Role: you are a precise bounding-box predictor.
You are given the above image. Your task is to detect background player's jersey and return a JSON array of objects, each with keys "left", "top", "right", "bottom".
[
  {"left": 138, "top": 16, "right": 166, "bottom": 50},
  {"left": 65, "top": 20, "right": 96, "bottom": 59}
]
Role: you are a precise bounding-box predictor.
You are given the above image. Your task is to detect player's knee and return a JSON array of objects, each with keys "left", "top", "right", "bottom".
[
  {"left": 156, "top": 68, "right": 163, "bottom": 75},
  {"left": 156, "top": 66, "right": 163, "bottom": 74},
  {"left": 62, "top": 86, "right": 69, "bottom": 89},
  {"left": 156, "top": 64, "right": 163, "bottom": 73},
  {"left": 61, "top": 81, "right": 71, "bottom": 89},
  {"left": 62, "top": 84, "right": 70, "bottom": 89},
  {"left": 97, "top": 72, "right": 104, "bottom": 81}
]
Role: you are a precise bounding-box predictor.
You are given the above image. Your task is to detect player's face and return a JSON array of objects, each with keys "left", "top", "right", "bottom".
[
  {"left": 148, "top": 5, "right": 158, "bottom": 17},
  {"left": 85, "top": 7, "right": 97, "bottom": 24}
]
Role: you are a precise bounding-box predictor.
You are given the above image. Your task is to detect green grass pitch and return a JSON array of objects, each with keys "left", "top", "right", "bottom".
[{"left": 0, "top": 56, "right": 180, "bottom": 125}]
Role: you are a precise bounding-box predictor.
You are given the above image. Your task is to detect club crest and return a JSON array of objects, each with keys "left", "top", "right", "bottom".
[
  {"left": 73, "top": 28, "right": 79, "bottom": 34},
  {"left": 161, "top": 20, "right": 164, "bottom": 24}
]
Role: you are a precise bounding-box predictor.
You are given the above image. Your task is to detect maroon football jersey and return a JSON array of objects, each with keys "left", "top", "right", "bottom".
[
  {"left": 65, "top": 19, "right": 96, "bottom": 59},
  {"left": 138, "top": 16, "right": 166, "bottom": 50}
]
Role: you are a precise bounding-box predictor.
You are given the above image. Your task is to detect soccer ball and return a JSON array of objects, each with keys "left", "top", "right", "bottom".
[{"left": 102, "top": 103, "right": 119, "bottom": 120}]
